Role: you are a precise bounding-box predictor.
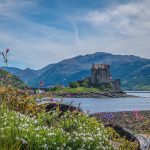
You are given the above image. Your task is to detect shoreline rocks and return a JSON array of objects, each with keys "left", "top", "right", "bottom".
[
  {"left": 52, "top": 91, "right": 138, "bottom": 98},
  {"left": 91, "top": 111, "right": 150, "bottom": 150}
]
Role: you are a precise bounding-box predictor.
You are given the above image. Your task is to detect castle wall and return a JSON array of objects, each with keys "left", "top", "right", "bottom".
[{"left": 91, "top": 64, "right": 112, "bottom": 84}]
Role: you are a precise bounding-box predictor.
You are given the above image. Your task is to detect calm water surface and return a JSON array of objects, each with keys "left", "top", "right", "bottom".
[
  {"left": 56, "top": 92, "right": 150, "bottom": 113},
  {"left": 126, "top": 91, "right": 150, "bottom": 98}
]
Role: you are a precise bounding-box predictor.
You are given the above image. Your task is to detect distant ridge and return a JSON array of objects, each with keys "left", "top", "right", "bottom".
[{"left": 2, "top": 52, "right": 150, "bottom": 90}]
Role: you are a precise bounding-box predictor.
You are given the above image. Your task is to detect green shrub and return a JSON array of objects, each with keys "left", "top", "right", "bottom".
[
  {"left": 69, "top": 82, "right": 80, "bottom": 88},
  {"left": 81, "top": 82, "right": 88, "bottom": 88},
  {"left": 50, "top": 86, "right": 63, "bottom": 91},
  {"left": 0, "top": 105, "right": 114, "bottom": 150}
]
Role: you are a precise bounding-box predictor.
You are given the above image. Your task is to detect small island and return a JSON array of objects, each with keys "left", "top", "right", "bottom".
[{"left": 44, "top": 64, "right": 134, "bottom": 98}]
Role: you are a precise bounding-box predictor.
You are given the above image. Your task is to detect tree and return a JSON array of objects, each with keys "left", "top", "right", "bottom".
[
  {"left": 81, "top": 82, "right": 88, "bottom": 88},
  {"left": 69, "top": 82, "right": 80, "bottom": 88}
]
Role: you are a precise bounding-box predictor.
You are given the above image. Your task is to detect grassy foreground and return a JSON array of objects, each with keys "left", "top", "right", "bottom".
[{"left": 0, "top": 86, "right": 138, "bottom": 150}]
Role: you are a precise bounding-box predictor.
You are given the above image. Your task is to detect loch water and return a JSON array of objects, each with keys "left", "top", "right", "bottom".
[{"left": 55, "top": 92, "right": 150, "bottom": 113}]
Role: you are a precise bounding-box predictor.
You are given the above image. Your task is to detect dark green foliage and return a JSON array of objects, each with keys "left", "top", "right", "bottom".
[
  {"left": 69, "top": 82, "right": 80, "bottom": 88},
  {"left": 49, "top": 85, "right": 63, "bottom": 91},
  {"left": 81, "top": 82, "right": 88, "bottom": 88}
]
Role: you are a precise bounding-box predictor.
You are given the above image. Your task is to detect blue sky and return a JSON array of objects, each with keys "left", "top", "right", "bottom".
[{"left": 0, "top": 0, "right": 150, "bottom": 69}]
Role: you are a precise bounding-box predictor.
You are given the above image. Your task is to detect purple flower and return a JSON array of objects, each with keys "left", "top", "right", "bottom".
[
  {"left": 6, "top": 48, "right": 9, "bottom": 53},
  {"left": 103, "top": 113, "right": 114, "bottom": 120}
]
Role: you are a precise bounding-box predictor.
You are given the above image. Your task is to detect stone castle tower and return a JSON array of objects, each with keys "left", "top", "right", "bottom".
[{"left": 91, "top": 64, "right": 112, "bottom": 84}]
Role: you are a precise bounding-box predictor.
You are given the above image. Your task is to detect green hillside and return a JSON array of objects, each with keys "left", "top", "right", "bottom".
[{"left": 0, "top": 68, "right": 26, "bottom": 89}]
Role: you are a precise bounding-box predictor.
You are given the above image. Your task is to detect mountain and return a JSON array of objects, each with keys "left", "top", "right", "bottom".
[
  {"left": 2, "top": 67, "right": 39, "bottom": 83},
  {"left": 15, "top": 68, "right": 39, "bottom": 83},
  {"left": 3, "top": 52, "right": 150, "bottom": 90},
  {"left": 0, "top": 68, "right": 26, "bottom": 88},
  {"left": 2, "top": 67, "right": 22, "bottom": 74}
]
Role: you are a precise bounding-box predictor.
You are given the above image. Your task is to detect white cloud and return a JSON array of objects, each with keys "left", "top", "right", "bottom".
[
  {"left": 0, "top": 0, "right": 150, "bottom": 69},
  {"left": 0, "top": 0, "right": 35, "bottom": 19},
  {"left": 70, "top": 0, "right": 150, "bottom": 59},
  {"left": 84, "top": 0, "right": 150, "bottom": 36},
  {"left": 0, "top": 0, "right": 78, "bottom": 69}
]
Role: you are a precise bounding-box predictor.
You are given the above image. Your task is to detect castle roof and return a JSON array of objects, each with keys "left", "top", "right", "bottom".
[{"left": 92, "top": 64, "right": 110, "bottom": 69}]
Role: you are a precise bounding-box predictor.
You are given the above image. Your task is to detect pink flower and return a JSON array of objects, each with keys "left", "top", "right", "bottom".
[
  {"left": 6, "top": 48, "right": 9, "bottom": 53},
  {"left": 133, "top": 110, "right": 142, "bottom": 120},
  {"left": 40, "top": 81, "right": 44, "bottom": 86}
]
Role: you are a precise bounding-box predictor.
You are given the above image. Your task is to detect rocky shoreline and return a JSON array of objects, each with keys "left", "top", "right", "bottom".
[
  {"left": 91, "top": 110, "right": 150, "bottom": 150},
  {"left": 91, "top": 110, "right": 150, "bottom": 135},
  {"left": 51, "top": 91, "right": 138, "bottom": 98}
]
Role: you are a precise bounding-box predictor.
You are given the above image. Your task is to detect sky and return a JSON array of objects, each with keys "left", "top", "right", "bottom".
[{"left": 0, "top": 0, "right": 150, "bottom": 69}]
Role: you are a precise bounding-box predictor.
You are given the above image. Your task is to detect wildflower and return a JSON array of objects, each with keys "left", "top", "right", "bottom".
[
  {"left": 36, "top": 134, "right": 40, "bottom": 137},
  {"left": 20, "top": 138, "right": 27, "bottom": 144},
  {"left": 42, "top": 144, "right": 48, "bottom": 150},
  {"left": 34, "top": 120, "right": 38, "bottom": 124}
]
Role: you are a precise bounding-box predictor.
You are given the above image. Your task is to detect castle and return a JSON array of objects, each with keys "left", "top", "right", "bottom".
[
  {"left": 91, "top": 64, "right": 121, "bottom": 91},
  {"left": 70, "top": 63, "right": 122, "bottom": 91},
  {"left": 91, "top": 64, "right": 112, "bottom": 84}
]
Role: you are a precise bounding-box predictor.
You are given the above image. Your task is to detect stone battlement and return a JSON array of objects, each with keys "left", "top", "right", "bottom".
[{"left": 92, "top": 64, "right": 110, "bottom": 69}]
